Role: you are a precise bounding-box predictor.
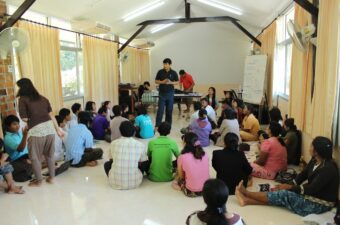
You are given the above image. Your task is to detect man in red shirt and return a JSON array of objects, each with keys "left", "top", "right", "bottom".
[{"left": 179, "top": 70, "right": 195, "bottom": 113}]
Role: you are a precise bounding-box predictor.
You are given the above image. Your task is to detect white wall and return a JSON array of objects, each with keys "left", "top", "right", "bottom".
[{"left": 150, "top": 23, "right": 252, "bottom": 86}]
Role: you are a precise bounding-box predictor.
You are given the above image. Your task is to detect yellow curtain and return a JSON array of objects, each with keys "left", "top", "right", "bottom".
[
  {"left": 254, "top": 21, "right": 276, "bottom": 106},
  {"left": 121, "top": 47, "right": 150, "bottom": 84},
  {"left": 17, "top": 21, "right": 63, "bottom": 112},
  {"left": 310, "top": 0, "right": 340, "bottom": 138},
  {"left": 139, "top": 49, "right": 151, "bottom": 82},
  {"left": 289, "top": 3, "right": 314, "bottom": 131},
  {"left": 83, "top": 36, "right": 119, "bottom": 106},
  {"left": 121, "top": 47, "right": 139, "bottom": 84}
]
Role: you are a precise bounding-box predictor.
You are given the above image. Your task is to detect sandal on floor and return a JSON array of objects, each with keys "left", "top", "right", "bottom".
[
  {"left": 28, "top": 179, "right": 42, "bottom": 187},
  {"left": 7, "top": 186, "right": 25, "bottom": 194},
  {"left": 46, "top": 177, "right": 54, "bottom": 184}
]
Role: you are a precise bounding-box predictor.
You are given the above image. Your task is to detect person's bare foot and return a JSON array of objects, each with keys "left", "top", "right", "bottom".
[
  {"left": 86, "top": 161, "right": 97, "bottom": 167},
  {"left": 7, "top": 185, "right": 25, "bottom": 194},
  {"left": 235, "top": 188, "right": 247, "bottom": 207},
  {"left": 237, "top": 181, "right": 247, "bottom": 195},
  {"left": 28, "top": 179, "right": 42, "bottom": 187},
  {"left": 46, "top": 177, "right": 54, "bottom": 184}
]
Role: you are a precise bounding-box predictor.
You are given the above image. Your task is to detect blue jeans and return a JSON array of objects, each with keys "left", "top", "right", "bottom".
[{"left": 156, "top": 91, "right": 174, "bottom": 127}]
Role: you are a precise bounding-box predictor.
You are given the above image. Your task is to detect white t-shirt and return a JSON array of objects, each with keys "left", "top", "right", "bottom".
[
  {"left": 216, "top": 119, "right": 241, "bottom": 147},
  {"left": 190, "top": 111, "right": 199, "bottom": 124},
  {"left": 205, "top": 105, "right": 217, "bottom": 123}
]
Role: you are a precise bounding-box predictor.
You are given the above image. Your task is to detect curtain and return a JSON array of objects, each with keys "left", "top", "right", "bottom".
[
  {"left": 139, "top": 49, "right": 151, "bottom": 83},
  {"left": 17, "top": 21, "right": 63, "bottom": 112},
  {"left": 254, "top": 21, "right": 276, "bottom": 107},
  {"left": 289, "top": 3, "right": 314, "bottom": 131},
  {"left": 311, "top": 0, "right": 340, "bottom": 138},
  {"left": 83, "top": 36, "right": 119, "bottom": 106},
  {"left": 121, "top": 47, "right": 150, "bottom": 84}
]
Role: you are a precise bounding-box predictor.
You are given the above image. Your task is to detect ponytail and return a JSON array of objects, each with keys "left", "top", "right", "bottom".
[
  {"left": 182, "top": 132, "right": 206, "bottom": 160},
  {"left": 198, "top": 207, "right": 229, "bottom": 225}
]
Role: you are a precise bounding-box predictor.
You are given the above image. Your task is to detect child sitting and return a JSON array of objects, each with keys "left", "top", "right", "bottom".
[
  {"left": 110, "top": 105, "right": 128, "bottom": 141},
  {"left": 0, "top": 139, "right": 24, "bottom": 194},
  {"left": 65, "top": 112, "right": 103, "bottom": 167},
  {"left": 3, "top": 115, "right": 33, "bottom": 182},
  {"left": 186, "top": 179, "right": 245, "bottom": 225},
  {"left": 212, "top": 133, "right": 252, "bottom": 195},
  {"left": 104, "top": 121, "right": 148, "bottom": 190},
  {"left": 54, "top": 115, "right": 66, "bottom": 162},
  {"left": 134, "top": 106, "right": 154, "bottom": 139},
  {"left": 91, "top": 106, "right": 110, "bottom": 140},
  {"left": 148, "top": 122, "right": 180, "bottom": 182},
  {"left": 173, "top": 132, "right": 209, "bottom": 197},
  {"left": 190, "top": 109, "right": 212, "bottom": 147},
  {"left": 59, "top": 108, "right": 76, "bottom": 132},
  {"left": 200, "top": 98, "right": 217, "bottom": 128}
]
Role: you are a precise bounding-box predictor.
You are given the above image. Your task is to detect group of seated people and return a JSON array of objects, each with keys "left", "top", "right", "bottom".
[{"left": 0, "top": 84, "right": 338, "bottom": 224}]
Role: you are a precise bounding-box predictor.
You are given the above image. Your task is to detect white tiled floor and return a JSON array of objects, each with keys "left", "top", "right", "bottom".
[{"left": 0, "top": 110, "right": 303, "bottom": 225}]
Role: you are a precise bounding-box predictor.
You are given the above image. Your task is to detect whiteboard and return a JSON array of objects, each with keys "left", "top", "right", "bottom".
[{"left": 242, "top": 55, "right": 268, "bottom": 104}]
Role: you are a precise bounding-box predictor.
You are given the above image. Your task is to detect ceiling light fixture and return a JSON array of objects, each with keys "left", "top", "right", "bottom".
[
  {"left": 123, "top": 0, "right": 165, "bottom": 22},
  {"left": 197, "top": 0, "right": 242, "bottom": 16},
  {"left": 151, "top": 23, "right": 174, "bottom": 33}
]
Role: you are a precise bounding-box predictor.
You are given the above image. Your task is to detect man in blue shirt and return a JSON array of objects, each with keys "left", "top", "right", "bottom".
[
  {"left": 155, "top": 58, "right": 179, "bottom": 128},
  {"left": 65, "top": 111, "right": 103, "bottom": 167},
  {"left": 3, "top": 115, "right": 33, "bottom": 182}
]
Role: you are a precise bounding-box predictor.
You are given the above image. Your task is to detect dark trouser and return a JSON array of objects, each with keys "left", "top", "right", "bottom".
[
  {"left": 156, "top": 91, "right": 174, "bottom": 127},
  {"left": 11, "top": 154, "right": 33, "bottom": 182},
  {"left": 104, "top": 159, "right": 150, "bottom": 176},
  {"left": 72, "top": 148, "right": 103, "bottom": 168}
]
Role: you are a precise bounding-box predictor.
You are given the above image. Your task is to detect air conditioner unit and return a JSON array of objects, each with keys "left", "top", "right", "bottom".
[
  {"left": 71, "top": 19, "right": 111, "bottom": 34},
  {"left": 131, "top": 39, "right": 155, "bottom": 49}
]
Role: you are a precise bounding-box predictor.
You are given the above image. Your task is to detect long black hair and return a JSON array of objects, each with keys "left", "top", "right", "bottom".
[
  {"left": 269, "top": 107, "right": 283, "bottom": 123},
  {"left": 16, "top": 78, "right": 40, "bottom": 101},
  {"left": 85, "top": 101, "right": 95, "bottom": 112},
  {"left": 102, "top": 101, "right": 111, "bottom": 109},
  {"left": 197, "top": 179, "right": 229, "bottom": 225},
  {"left": 312, "top": 136, "right": 333, "bottom": 160},
  {"left": 224, "top": 133, "right": 239, "bottom": 152},
  {"left": 182, "top": 132, "right": 205, "bottom": 160},
  {"left": 269, "top": 122, "right": 285, "bottom": 146},
  {"left": 207, "top": 87, "right": 217, "bottom": 108}
]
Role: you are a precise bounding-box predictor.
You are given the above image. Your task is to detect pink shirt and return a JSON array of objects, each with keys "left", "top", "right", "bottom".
[
  {"left": 261, "top": 137, "right": 287, "bottom": 174},
  {"left": 178, "top": 153, "right": 210, "bottom": 192}
]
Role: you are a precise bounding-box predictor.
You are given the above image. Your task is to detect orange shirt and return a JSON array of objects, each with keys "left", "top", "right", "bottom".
[
  {"left": 180, "top": 73, "right": 195, "bottom": 90},
  {"left": 242, "top": 113, "right": 260, "bottom": 135}
]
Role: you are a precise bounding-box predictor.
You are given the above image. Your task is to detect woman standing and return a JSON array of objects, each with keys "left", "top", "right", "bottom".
[{"left": 17, "top": 78, "right": 62, "bottom": 186}]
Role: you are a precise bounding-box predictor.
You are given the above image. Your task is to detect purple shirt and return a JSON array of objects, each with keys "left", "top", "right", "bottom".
[
  {"left": 92, "top": 114, "right": 109, "bottom": 140},
  {"left": 190, "top": 118, "right": 212, "bottom": 147}
]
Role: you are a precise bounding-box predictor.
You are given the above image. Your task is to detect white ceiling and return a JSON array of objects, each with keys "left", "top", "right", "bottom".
[{"left": 5, "top": 0, "right": 292, "bottom": 41}]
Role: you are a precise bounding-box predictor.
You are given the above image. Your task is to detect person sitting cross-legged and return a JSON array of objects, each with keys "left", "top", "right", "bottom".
[
  {"left": 65, "top": 111, "right": 103, "bottom": 167},
  {"left": 3, "top": 115, "right": 33, "bottom": 182},
  {"left": 148, "top": 122, "right": 180, "bottom": 182},
  {"left": 104, "top": 121, "right": 148, "bottom": 190},
  {"left": 235, "top": 136, "right": 339, "bottom": 217}
]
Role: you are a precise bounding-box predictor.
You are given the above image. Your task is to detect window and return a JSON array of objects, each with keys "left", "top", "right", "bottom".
[
  {"left": 52, "top": 18, "right": 84, "bottom": 99},
  {"left": 273, "top": 7, "right": 295, "bottom": 97}
]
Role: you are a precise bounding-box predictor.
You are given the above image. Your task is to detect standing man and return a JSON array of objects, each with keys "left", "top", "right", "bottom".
[
  {"left": 179, "top": 69, "right": 195, "bottom": 113},
  {"left": 155, "top": 58, "right": 179, "bottom": 128}
]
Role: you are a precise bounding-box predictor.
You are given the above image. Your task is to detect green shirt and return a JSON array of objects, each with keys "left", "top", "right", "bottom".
[{"left": 148, "top": 136, "right": 180, "bottom": 182}]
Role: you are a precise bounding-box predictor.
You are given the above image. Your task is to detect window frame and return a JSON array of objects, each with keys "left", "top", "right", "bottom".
[
  {"left": 60, "top": 33, "right": 84, "bottom": 101},
  {"left": 274, "top": 6, "right": 295, "bottom": 98}
]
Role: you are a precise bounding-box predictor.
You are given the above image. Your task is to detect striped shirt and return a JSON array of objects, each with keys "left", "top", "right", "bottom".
[
  {"left": 108, "top": 137, "right": 147, "bottom": 190},
  {"left": 65, "top": 124, "right": 94, "bottom": 165}
]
